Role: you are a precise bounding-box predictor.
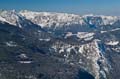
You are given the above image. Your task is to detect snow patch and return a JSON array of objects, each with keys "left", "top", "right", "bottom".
[
  {"left": 19, "top": 54, "right": 28, "bottom": 59},
  {"left": 18, "top": 61, "right": 32, "bottom": 64},
  {"left": 39, "top": 38, "right": 50, "bottom": 41},
  {"left": 106, "top": 41, "right": 119, "bottom": 46},
  {"left": 0, "top": 16, "right": 6, "bottom": 22},
  {"left": 101, "top": 28, "right": 120, "bottom": 33},
  {"left": 65, "top": 32, "right": 73, "bottom": 38},
  {"left": 78, "top": 45, "right": 84, "bottom": 54},
  {"left": 5, "top": 41, "right": 17, "bottom": 47},
  {"left": 77, "top": 32, "right": 94, "bottom": 41}
]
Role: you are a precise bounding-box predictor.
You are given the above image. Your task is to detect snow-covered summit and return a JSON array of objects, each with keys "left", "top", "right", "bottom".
[
  {"left": 19, "top": 10, "right": 84, "bottom": 28},
  {"left": 0, "top": 10, "right": 26, "bottom": 28}
]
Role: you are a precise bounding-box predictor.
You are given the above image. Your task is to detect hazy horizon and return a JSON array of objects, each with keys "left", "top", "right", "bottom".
[{"left": 0, "top": 0, "right": 120, "bottom": 16}]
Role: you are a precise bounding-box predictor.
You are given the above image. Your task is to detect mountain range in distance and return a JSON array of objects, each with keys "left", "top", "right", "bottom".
[{"left": 0, "top": 10, "right": 120, "bottom": 79}]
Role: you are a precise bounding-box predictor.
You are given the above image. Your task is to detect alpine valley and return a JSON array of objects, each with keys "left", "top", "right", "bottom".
[{"left": 0, "top": 10, "right": 120, "bottom": 79}]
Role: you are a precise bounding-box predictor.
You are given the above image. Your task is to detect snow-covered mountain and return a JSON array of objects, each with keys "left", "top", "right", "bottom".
[
  {"left": 0, "top": 10, "right": 120, "bottom": 79},
  {"left": 0, "top": 10, "right": 119, "bottom": 28},
  {"left": 0, "top": 10, "right": 120, "bottom": 35},
  {"left": 19, "top": 10, "right": 119, "bottom": 27}
]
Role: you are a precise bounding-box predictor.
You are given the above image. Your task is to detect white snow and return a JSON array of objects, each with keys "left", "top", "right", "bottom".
[
  {"left": 78, "top": 45, "right": 84, "bottom": 54},
  {"left": 84, "top": 36, "right": 94, "bottom": 41},
  {"left": 111, "top": 28, "right": 120, "bottom": 32},
  {"left": 65, "top": 32, "right": 94, "bottom": 41},
  {"left": 19, "top": 61, "right": 32, "bottom": 64},
  {"left": 59, "top": 49, "right": 64, "bottom": 54},
  {"left": 65, "top": 32, "right": 73, "bottom": 38},
  {"left": 77, "top": 32, "right": 94, "bottom": 40},
  {"left": 100, "top": 70, "right": 107, "bottom": 79},
  {"left": 0, "top": 16, "right": 6, "bottom": 22},
  {"left": 112, "top": 47, "right": 120, "bottom": 52},
  {"left": 101, "top": 28, "right": 120, "bottom": 34},
  {"left": 5, "top": 41, "right": 17, "bottom": 47},
  {"left": 0, "top": 10, "right": 26, "bottom": 28},
  {"left": 39, "top": 38, "right": 50, "bottom": 41},
  {"left": 106, "top": 41, "right": 119, "bottom": 46},
  {"left": 100, "top": 30, "right": 107, "bottom": 33},
  {"left": 66, "top": 47, "right": 72, "bottom": 53},
  {"left": 101, "top": 15, "right": 118, "bottom": 25},
  {"left": 19, "top": 54, "right": 28, "bottom": 59}
]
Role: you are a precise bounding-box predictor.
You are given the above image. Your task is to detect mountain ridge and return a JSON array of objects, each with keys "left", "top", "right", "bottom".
[
  {"left": 0, "top": 10, "right": 120, "bottom": 79},
  {"left": 0, "top": 10, "right": 119, "bottom": 28}
]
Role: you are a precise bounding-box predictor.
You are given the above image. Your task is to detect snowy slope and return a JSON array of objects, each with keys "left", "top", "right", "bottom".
[
  {"left": 0, "top": 10, "right": 28, "bottom": 28},
  {"left": 19, "top": 10, "right": 85, "bottom": 28}
]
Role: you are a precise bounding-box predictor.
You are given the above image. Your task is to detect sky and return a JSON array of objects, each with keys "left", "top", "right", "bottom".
[{"left": 0, "top": 0, "right": 120, "bottom": 15}]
